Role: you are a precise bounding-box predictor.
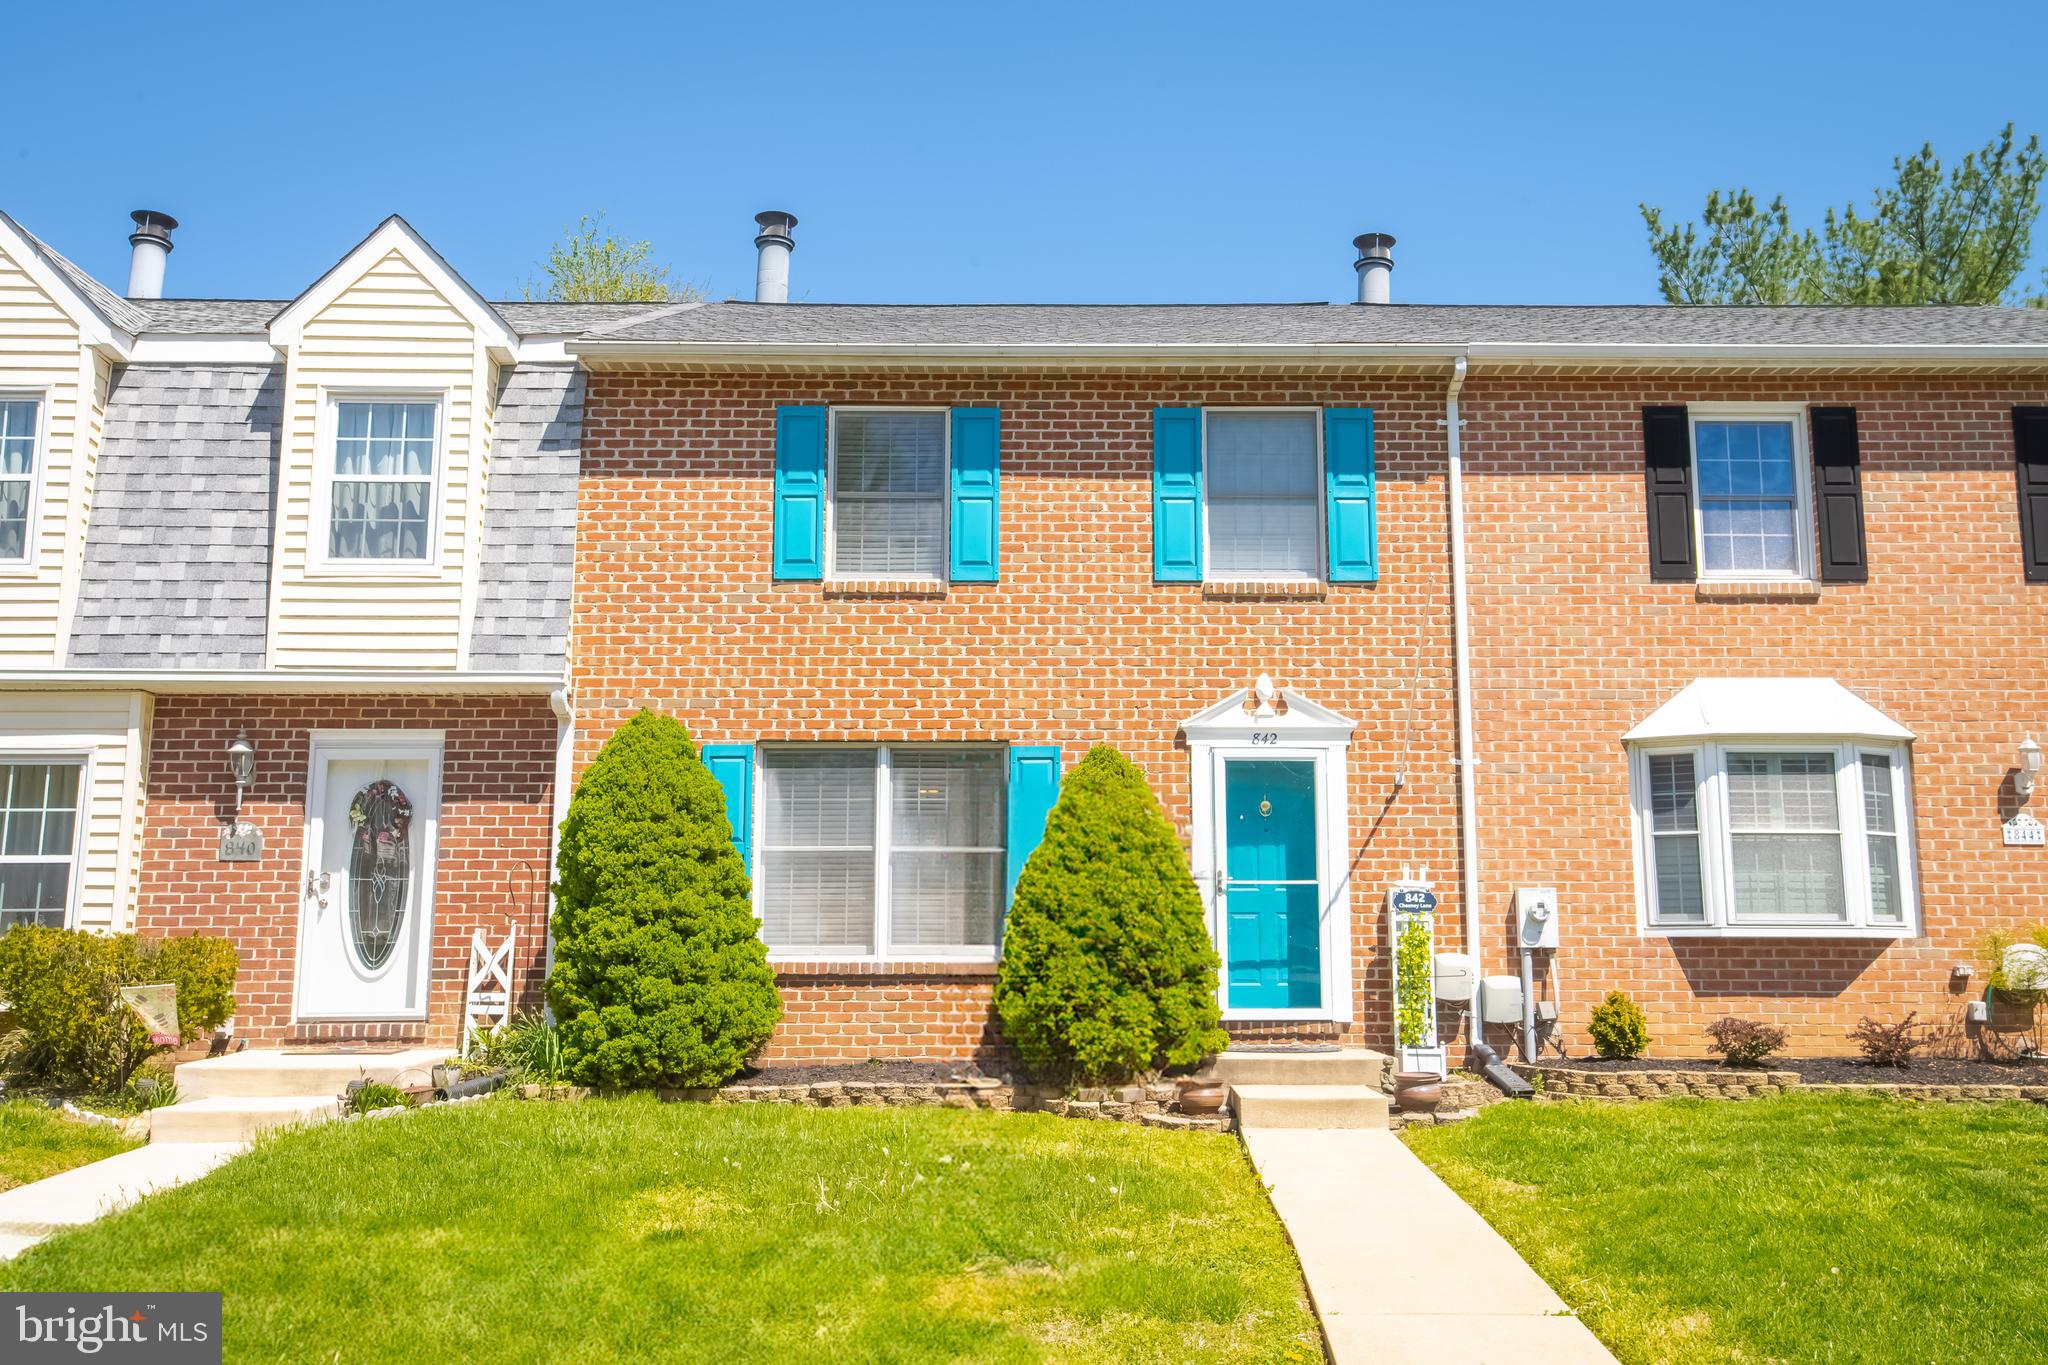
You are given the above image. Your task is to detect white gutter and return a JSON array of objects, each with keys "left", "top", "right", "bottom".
[
  {"left": 1445, "top": 354, "right": 1483, "bottom": 1059},
  {"left": 0, "top": 669, "right": 562, "bottom": 695},
  {"left": 545, "top": 685, "right": 576, "bottom": 984}
]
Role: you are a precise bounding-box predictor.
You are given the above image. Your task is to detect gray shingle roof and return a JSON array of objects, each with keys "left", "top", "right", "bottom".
[
  {"left": 468, "top": 367, "right": 584, "bottom": 672},
  {"left": 130, "top": 298, "right": 672, "bottom": 336},
  {"left": 2, "top": 214, "right": 154, "bottom": 334},
  {"left": 574, "top": 301, "right": 2048, "bottom": 349},
  {"left": 69, "top": 365, "right": 279, "bottom": 669}
]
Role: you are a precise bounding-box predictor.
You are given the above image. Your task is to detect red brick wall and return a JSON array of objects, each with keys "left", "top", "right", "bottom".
[
  {"left": 135, "top": 695, "right": 557, "bottom": 1047},
  {"left": 573, "top": 365, "right": 1466, "bottom": 1062},
  {"left": 1462, "top": 370, "right": 2048, "bottom": 1057}
]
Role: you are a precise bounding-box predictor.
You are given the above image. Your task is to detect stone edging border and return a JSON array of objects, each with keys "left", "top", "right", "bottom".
[
  {"left": 510, "top": 1077, "right": 1234, "bottom": 1131},
  {"left": 1511, "top": 1062, "right": 2048, "bottom": 1105}
]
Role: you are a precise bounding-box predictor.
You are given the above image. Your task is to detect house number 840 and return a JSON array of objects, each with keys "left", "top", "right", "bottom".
[{"left": 1251, "top": 732, "right": 1278, "bottom": 745}]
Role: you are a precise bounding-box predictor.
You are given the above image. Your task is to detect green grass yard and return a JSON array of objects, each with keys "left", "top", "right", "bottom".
[
  {"left": 0, "top": 1098, "right": 1320, "bottom": 1364},
  {"left": 0, "top": 1100, "right": 139, "bottom": 1191},
  {"left": 1405, "top": 1093, "right": 2048, "bottom": 1365}
]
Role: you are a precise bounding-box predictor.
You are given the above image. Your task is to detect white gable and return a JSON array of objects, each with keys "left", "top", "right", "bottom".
[
  {"left": 1625, "top": 677, "right": 1912, "bottom": 743},
  {"left": 1181, "top": 681, "right": 1357, "bottom": 743},
  {"left": 269, "top": 215, "right": 515, "bottom": 354}
]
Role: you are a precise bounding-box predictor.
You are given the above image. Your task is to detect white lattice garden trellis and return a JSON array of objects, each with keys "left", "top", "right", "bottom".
[{"left": 464, "top": 926, "right": 517, "bottom": 1051}]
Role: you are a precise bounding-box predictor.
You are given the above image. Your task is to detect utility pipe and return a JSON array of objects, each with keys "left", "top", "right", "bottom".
[{"left": 1445, "top": 354, "right": 1483, "bottom": 1059}]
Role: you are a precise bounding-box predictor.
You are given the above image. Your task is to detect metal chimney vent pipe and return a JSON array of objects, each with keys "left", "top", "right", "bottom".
[
  {"left": 126, "top": 210, "right": 178, "bottom": 299},
  {"left": 753, "top": 210, "right": 797, "bottom": 304},
  {"left": 1353, "top": 232, "right": 1395, "bottom": 305}
]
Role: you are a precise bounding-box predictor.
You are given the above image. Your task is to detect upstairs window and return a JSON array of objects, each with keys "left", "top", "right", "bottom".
[
  {"left": 1206, "top": 410, "right": 1320, "bottom": 581},
  {"left": 829, "top": 409, "right": 946, "bottom": 580},
  {"left": 0, "top": 397, "right": 39, "bottom": 562},
  {"left": 757, "top": 746, "right": 1004, "bottom": 957},
  {"left": 329, "top": 400, "right": 437, "bottom": 562},
  {"left": 1691, "top": 410, "right": 1813, "bottom": 580},
  {"left": 0, "top": 760, "right": 82, "bottom": 931}
]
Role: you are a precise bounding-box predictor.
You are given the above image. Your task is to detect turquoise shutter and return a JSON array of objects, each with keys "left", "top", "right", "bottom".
[
  {"left": 700, "top": 744, "right": 755, "bottom": 875},
  {"left": 950, "top": 407, "right": 1000, "bottom": 582},
  {"left": 1006, "top": 745, "right": 1063, "bottom": 900},
  {"left": 1153, "top": 408, "right": 1203, "bottom": 581},
  {"left": 773, "top": 405, "right": 827, "bottom": 580},
  {"left": 1324, "top": 408, "right": 1378, "bottom": 582}
]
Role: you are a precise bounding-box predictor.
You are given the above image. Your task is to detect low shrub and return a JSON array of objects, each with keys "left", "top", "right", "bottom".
[
  {"left": 1847, "top": 1012, "right": 1921, "bottom": 1068},
  {"left": 995, "top": 746, "right": 1227, "bottom": 1084},
  {"left": 474, "top": 1012, "right": 568, "bottom": 1083},
  {"left": 0, "top": 928, "right": 237, "bottom": 1090},
  {"left": 1587, "top": 991, "right": 1651, "bottom": 1059},
  {"left": 1704, "top": 1016, "right": 1789, "bottom": 1067},
  {"left": 349, "top": 1082, "right": 411, "bottom": 1114}
]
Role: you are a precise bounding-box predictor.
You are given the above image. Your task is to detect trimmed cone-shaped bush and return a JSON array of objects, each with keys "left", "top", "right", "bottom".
[
  {"left": 996, "top": 745, "right": 1227, "bottom": 1083},
  {"left": 548, "top": 710, "right": 780, "bottom": 1088}
]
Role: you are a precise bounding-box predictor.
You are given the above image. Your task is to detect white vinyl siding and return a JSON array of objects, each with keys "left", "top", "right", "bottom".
[
  {"left": 757, "top": 746, "right": 1004, "bottom": 958},
  {"left": 1206, "top": 410, "right": 1320, "bottom": 580},
  {"left": 271, "top": 248, "right": 490, "bottom": 669},
  {"left": 828, "top": 409, "right": 946, "bottom": 580},
  {"left": 0, "top": 691, "right": 147, "bottom": 932},
  {"left": 0, "top": 760, "right": 82, "bottom": 929},
  {"left": 1690, "top": 408, "right": 1814, "bottom": 582},
  {"left": 1635, "top": 739, "right": 1915, "bottom": 936}
]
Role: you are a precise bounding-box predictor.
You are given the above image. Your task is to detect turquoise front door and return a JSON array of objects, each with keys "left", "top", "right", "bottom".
[{"left": 1222, "top": 759, "right": 1321, "bottom": 1010}]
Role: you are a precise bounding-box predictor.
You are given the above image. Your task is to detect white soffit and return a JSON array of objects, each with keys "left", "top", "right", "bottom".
[{"left": 1625, "top": 677, "right": 1913, "bottom": 743}]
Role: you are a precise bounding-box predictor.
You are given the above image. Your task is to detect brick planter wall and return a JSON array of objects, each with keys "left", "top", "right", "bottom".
[{"left": 1512, "top": 1062, "right": 2048, "bottom": 1106}]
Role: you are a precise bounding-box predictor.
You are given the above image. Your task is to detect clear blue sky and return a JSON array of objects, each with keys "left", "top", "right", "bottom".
[{"left": 10, "top": 1, "right": 2047, "bottom": 306}]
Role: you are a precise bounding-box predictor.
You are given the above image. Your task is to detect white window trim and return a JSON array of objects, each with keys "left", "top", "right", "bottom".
[
  {"left": 307, "top": 390, "right": 450, "bottom": 577},
  {"left": 0, "top": 750, "right": 91, "bottom": 931},
  {"left": 0, "top": 390, "right": 49, "bottom": 576},
  {"left": 1687, "top": 402, "right": 1816, "bottom": 584},
  {"left": 825, "top": 406, "right": 950, "bottom": 584},
  {"left": 1200, "top": 406, "right": 1326, "bottom": 587},
  {"left": 752, "top": 742, "right": 1006, "bottom": 963},
  {"left": 1629, "top": 737, "right": 1917, "bottom": 939}
]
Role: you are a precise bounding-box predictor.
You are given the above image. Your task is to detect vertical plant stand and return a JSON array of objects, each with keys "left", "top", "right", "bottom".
[{"left": 1388, "top": 885, "right": 1447, "bottom": 1078}]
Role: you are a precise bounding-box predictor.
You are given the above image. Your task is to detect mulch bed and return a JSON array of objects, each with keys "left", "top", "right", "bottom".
[
  {"left": 1538, "top": 1055, "right": 2048, "bottom": 1085},
  {"left": 725, "top": 1061, "right": 998, "bottom": 1088}
]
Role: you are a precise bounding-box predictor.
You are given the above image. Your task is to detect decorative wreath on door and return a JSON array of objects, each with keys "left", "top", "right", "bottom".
[{"left": 346, "top": 780, "right": 414, "bottom": 970}]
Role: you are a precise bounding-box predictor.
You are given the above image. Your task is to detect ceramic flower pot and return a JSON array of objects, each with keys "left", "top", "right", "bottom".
[
  {"left": 1392, "top": 1071, "right": 1443, "bottom": 1114},
  {"left": 1176, "top": 1077, "right": 1228, "bottom": 1115}
]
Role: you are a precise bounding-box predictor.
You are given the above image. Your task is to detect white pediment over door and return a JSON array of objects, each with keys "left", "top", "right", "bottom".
[{"left": 1180, "top": 677, "right": 1357, "bottom": 746}]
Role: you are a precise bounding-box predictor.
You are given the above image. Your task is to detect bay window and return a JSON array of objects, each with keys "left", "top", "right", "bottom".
[
  {"left": 1633, "top": 740, "right": 1915, "bottom": 936},
  {"left": 758, "top": 746, "right": 1004, "bottom": 957}
]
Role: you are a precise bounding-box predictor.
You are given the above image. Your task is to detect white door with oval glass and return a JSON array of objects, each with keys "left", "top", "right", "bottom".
[{"left": 295, "top": 733, "right": 442, "bottom": 1020}]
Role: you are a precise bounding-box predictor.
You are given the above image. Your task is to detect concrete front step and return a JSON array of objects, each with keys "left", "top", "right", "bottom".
[
  {"left": 1230, "top": 1084, "right": 1390, "bottom": 1130},
  {"left": 149, "top": 1096, "right": 339, "bottom": 1144},
  {"left": 174, "top": 1047, "right": 444, "bottom": 1100},
  {"left": 1210, "top": 1047, "right": 1392, "bottom": 1090}
]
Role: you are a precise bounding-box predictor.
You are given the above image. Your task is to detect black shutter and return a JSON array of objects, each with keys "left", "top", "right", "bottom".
[
  {"left": 1642, "top": 405, "right": 1695, "bottom": 581},
  {"left": 1810, "top": 407, "right": 1867, "bottom": 582},
  {"left": 2018, "top": 407, "right": 2048, "bottom": 582}
]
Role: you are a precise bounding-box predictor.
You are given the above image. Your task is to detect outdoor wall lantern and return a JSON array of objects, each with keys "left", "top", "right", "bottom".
[
  {"left": 226, "top": 729, "right": 256, "bottom": 813},
  {"left": 2018, "top": 736, "right": 2042, "bottom": 802}
]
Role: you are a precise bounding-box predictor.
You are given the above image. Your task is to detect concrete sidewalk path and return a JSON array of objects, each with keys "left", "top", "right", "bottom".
[
  {"left": 1244, "top": 1128, "right": 1616, "bottom": 1364},
  {"left": 0, "top": 1141, "right": 246, "bottom": 1261}
]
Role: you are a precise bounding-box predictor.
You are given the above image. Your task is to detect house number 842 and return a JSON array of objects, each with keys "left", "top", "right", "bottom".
[{"left": 1251, "top": 731, "right": 1278, "bottom": 745}]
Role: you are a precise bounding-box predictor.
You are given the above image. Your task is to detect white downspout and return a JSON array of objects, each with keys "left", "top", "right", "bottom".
[
  {"left": 1445, "top": 354, "right": 1483, "bottom": 1057},
  {"left": 546, "top": 685, "right": 575, "bottom": 984}
]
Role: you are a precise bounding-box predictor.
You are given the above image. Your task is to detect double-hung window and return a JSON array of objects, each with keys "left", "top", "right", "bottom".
[
  {"left": 1691, "top": 408, "right": 1814, "bottom": 580},
  {"left": 829, "top": 409, "right": 947, "bottom": 580},
  {"left": 0, "top": 760, "right": 83, "bottom": 930},
  {"left": 757, "top": 746, "right": 1004, "bottom": 957},
  {"left": 1205, "top": 410, "right": 1321, "bottom": 581},
  {"left": 0, "top": 397, "right": 39, "bottom": 563},
  {"left": 1634, "top": 740, "right": 1914, "bottom": 935},
  {"left": 327, "top": 399, "right": 437, "bottom": 563}
]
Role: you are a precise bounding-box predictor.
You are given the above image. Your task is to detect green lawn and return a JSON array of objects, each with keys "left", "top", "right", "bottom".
[
  {"left": 0, "top": 1100, "right": 139, "bottom": 1191},
  {"left": 1405, "top": 1094, "right": 2048, "bottom": 1365},
  {"left": 0, "top": 1097, "right": 1320, "bottom": 1364}
]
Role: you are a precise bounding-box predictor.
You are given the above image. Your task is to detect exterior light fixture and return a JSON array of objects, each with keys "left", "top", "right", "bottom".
[
  {"left": 2019, "top": 737, "right": 2042, "bottom": 802},
  {"left": 226, "top": 729, "right": 256, "bottom": 813}
]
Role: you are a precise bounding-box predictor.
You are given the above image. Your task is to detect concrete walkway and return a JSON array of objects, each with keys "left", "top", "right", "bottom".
[
  {"left": 0, "top": 1141, "right": 245, "bottom": 1261},
  {"left": 1244, "top": 1128, "right": 1616, "bottom": 1364}
]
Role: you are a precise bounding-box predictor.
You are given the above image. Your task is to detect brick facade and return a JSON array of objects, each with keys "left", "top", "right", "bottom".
[
  {"left": 1462, "top": 370, "right": 2048, "bottom": 1056},
  {"left": 134, "top": 694, "right": 557, "bottom": 1047},
  {"left": 572, "top": 365, "right": 1468, "bottom": 1061}
]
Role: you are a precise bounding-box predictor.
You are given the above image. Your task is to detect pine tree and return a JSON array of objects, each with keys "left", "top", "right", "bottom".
[
  {"left": 547, "top": 711, "right": 779, "bottom": 1087},
  {"left": 996, "top": 745, "right": 1227, "bottom": 1083}
]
